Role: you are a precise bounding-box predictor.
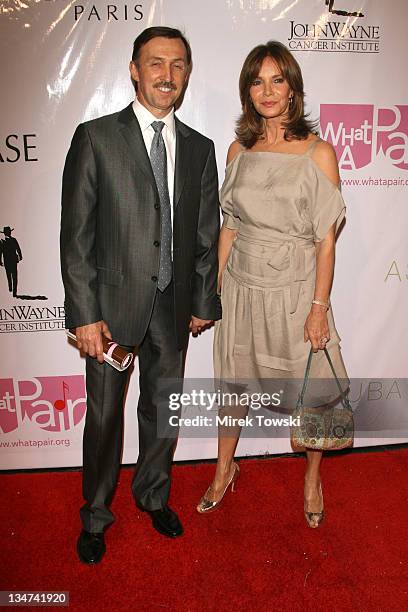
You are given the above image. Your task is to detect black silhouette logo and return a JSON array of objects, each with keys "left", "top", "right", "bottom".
[
  {"left": 325, "top": 0, "right": 364, "bottom": 17},
  {"left": 0, "top": 227, "right": 22, "bottom": 297},
  {"left": 0, "top": 226, "right": 47, "bottom": 300}
]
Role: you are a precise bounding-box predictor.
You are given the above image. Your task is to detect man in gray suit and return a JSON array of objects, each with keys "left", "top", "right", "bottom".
[{"left": 60, "top": 27, "right": 220, "bottom": 564}]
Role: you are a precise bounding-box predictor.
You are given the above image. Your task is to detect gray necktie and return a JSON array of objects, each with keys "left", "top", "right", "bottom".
[{"left": 150, "top": 121, "right": 172, "bottom": 292}]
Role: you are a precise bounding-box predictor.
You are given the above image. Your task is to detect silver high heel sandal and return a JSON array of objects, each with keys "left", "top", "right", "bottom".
[
  {"left": 196, "top": 463, "right": 240, "bottom": 514},
  {"left": 304, "top": 481, "right": 324, "bottom": 528}
]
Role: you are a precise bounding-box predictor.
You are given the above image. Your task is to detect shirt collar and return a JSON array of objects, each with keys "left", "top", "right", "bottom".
[{"left": 132, "top": 97, "right": 175, "bottom": 137}]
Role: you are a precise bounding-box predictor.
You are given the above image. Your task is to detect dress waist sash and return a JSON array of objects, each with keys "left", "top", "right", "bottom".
[{"left": 227, "top": 232, "right": 315, "bottom": 314}]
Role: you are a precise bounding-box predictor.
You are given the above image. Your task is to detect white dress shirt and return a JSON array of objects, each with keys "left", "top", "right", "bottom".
[{"left": 132, "top": 97, "right": 176, "bottom": 225}]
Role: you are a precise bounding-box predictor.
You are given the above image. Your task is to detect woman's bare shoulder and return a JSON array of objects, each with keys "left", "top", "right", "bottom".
[
  {"left": 311, "top": 138, "right": 340, "bottom": 187},
  {"left": 226, "top": 140, "right": 244, "bottom": 165}
]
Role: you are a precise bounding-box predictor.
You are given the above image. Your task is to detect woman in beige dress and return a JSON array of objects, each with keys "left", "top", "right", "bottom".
[{"left": 197, "top": 41, "right": 348, "bottom": 527}]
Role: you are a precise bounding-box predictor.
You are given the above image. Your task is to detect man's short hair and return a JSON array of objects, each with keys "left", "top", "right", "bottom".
[{"left": 132, "top": 26, "right": 192, "bottom": 66}]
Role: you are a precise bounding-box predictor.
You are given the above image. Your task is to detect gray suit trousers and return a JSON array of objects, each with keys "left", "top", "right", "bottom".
[{"left": 80, "top": 282, "right": 185, "bottom": 533}]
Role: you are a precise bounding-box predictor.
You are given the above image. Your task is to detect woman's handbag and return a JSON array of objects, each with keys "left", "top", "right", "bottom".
[{"left": 291, "top": 348, "right": 354, "bottom": 451}]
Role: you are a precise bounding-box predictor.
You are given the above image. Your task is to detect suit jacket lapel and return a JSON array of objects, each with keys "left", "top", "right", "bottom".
[
  {"left": 118, "top": 103, "right": 157, "bottom": 190},
  {"left": 174, "top": 117, "right": 191, "bottom": 208}
]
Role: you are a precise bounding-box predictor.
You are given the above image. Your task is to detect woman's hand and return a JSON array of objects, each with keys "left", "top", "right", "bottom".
[{"left": 304, "top": 305, "right": 330, "bottom": 352}]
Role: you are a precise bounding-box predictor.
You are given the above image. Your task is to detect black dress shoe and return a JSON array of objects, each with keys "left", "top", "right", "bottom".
[
  {"left": 146, "top": 505, "right": 183, "bottom": 538},
  {"left": 77, "top": 530, "right": 106, "bottom": 564}
]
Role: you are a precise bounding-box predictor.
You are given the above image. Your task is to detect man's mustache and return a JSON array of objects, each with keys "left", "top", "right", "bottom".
[{"left": 154, "top": 81, "right": 177, "bottom": 90}]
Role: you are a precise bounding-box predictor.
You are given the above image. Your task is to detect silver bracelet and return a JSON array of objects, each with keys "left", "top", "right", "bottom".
[{"left": 311, "top": 299, "right": 330, "bottom": 310}]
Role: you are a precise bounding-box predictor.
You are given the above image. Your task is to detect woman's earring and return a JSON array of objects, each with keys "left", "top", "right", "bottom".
[{"left": 289, "top": 96, "right": 294, "bottom": 108}]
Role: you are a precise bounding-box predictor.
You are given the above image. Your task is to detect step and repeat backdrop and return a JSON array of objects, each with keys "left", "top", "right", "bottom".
[{"left": 1, "top": 0, "right": 407, "bottom": 469}]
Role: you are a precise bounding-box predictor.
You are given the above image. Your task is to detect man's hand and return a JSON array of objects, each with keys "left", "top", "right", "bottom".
[
  {"left": 75, "top": 320, "right": 112, "bottom": 363},
  {"left": 189, "top": 316, "right": 213, "bottom": 335}
]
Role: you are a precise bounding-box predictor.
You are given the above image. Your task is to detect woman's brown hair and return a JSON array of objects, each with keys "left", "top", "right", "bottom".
[{"left": 236, "top": 41, "right": 317, "bottom": 149}]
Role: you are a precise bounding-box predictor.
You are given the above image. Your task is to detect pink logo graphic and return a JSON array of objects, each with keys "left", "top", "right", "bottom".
[
  {"left": 320, "top": 105, "right": 408, "bottom": 171},
  {"left": 0, "top": 376, "right": 86, "bottom": 434},
  {"left": 0, "top": 379, "right": 17, "bottom": 434}
]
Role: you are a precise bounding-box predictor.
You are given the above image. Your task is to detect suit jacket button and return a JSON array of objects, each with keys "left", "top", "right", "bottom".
[
  {"left": 154, "top": 203, "right": 160, "bottom": 210},
  {"left": 153, "top": 240, "right": 160, "bottom": 247},
  {"left": 151, "top": 275, "right": 158, "bottom": 282}
]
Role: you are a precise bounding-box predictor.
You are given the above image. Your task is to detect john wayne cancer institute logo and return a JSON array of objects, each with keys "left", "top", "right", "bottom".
[
  {"left": 0, "top": 225, "right": 65, "bottom": 333},
  {"left": 320, "top": 105, "right": 408, "bottom": 171},
  {"left": 0, "top": 375, "right": 86, "bottom": 435},
  {"left": 289, "top": 1, "right": 379, "bottom": 54}
]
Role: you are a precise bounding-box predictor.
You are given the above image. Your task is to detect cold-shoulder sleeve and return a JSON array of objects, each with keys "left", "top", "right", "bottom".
[
  {"left": 310, "top": 162, "right": 346, "bottom": 242},
  {"left": 220, "top": 155, "right": 241, "bottom": 230}
]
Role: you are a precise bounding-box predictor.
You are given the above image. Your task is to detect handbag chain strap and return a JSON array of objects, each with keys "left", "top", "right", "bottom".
[{"left": 296, "top": 348, "right": 352, "bottom": 410}]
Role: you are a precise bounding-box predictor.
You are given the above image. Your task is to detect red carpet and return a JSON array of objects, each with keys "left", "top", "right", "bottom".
[{"left": 1, "top": 449, "right": 408, "bottom": 611}]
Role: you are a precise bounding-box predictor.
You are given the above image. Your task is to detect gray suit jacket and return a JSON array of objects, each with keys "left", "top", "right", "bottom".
[{"left": 60, "top": 103, "right": 220, "bottom": 349}]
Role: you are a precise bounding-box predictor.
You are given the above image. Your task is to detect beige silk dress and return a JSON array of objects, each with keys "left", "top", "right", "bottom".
[{"left": 214, "top": 139, "right": 348, "bottom": 403}]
